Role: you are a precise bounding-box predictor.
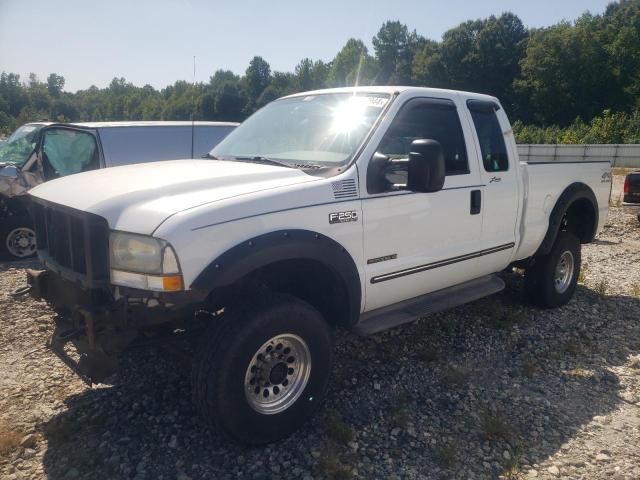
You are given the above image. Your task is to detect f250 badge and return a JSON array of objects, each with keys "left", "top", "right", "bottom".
[{"left": 329, "top": 211, "right": 358, "bottom": 224}]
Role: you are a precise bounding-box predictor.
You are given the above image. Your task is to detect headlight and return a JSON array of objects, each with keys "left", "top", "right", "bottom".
[{"left": 109, "top": 232, "right": 182, "bottom": 292}]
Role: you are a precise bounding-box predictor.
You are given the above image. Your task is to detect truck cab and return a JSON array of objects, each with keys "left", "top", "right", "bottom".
[{"left": 23, "top": 87, "right": 610, "bottom": 444}]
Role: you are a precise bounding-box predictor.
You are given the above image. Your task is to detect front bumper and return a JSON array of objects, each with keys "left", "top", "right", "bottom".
[{"left": 25, "top": 269, "right": 196, "bottom": 384}]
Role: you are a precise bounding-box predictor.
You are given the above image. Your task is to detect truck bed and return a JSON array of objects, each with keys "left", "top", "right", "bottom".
[{"left": 515, "top": 160, "right": 611, "bottom": 261}]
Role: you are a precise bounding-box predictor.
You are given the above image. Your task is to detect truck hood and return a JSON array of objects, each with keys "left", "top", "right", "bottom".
[{"left": 29, "top": 159, "right": 319, "bottom": 234}]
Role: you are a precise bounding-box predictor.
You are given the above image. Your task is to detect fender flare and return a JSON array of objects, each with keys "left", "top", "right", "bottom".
[
  {"left": 190, "top": 229, "right": 362, "bottom": 324},
  {"left": 536, "top": 182, "right": 598, "bottom": 256}
]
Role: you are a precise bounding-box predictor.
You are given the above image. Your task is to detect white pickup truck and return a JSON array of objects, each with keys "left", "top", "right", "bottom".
[{"left": 23, "top": 86, "right": 611, "bottom": 444}]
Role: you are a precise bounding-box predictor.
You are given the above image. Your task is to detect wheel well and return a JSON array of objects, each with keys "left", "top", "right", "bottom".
[
  {"left": 562, "top": 198, "right": 597, "bottom": 243},
  {"left": 535, "top": 183, "right": 599, "bottom": 257},
  {"left": 208, "top": 259, "right": 353, "bottom": 328}
]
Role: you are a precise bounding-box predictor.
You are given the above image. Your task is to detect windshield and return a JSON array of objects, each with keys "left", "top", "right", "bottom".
[
  {"left": 210, "top": 93, "right": 390, "bottom": 166},
  {"left": 0, "top": 124, "right": 46, "bottom": 167}
]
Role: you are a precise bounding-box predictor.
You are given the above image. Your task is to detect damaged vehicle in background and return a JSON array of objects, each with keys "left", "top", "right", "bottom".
[
  {"left": 623, "top": 170, "right": 640, "bottom": 223},
  {"left": 0, "top": 121, "right": 238, "bottom": 260}
]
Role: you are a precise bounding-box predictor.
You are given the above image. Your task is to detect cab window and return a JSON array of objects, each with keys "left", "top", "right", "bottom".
[
  {"left": 378, "top": 98, "right": 469, "bottom": 180},
  {"left": 42, "top": 128, "right": 99, "bottom": 179},
  {"left": 467, "top": 101, "right": 509, "bottom": 172}
]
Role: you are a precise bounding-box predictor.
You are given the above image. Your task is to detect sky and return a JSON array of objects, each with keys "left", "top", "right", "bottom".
[{"left": 0, "top": 0, "right": 614, "bottom": 92}]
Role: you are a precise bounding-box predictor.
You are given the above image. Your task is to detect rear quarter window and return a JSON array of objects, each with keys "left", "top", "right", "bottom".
[{"left": 468, "top": 104, "right": 509, "bottom": 172}]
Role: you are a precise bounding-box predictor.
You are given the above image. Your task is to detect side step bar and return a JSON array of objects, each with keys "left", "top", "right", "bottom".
[{"left": 353, "top": 274, "right": 505, "bottom": 336}]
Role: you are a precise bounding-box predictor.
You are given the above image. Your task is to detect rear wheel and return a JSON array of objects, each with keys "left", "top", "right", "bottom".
[
  {"left": 191, "top": 292, "right": 333, "bottom": 445},
  {"left": 524, "top": 232, "right": 581, "bottom": 308}
]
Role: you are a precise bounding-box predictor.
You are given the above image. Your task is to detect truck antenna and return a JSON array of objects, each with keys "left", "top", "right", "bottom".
[{"left": 191, "top": 55, "right": 196, "bottom": 158}]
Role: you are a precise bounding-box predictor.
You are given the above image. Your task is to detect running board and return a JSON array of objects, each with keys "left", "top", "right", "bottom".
[{"left": 353, "top": 275, "right": 505, "bottom": 336}]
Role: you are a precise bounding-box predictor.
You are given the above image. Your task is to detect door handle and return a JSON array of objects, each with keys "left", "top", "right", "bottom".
[{"left": 470, "top": 190, "right": 481, "bottom": 215}]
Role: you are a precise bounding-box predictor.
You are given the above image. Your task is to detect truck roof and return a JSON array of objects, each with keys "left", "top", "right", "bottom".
[{"left": 283, "top": 86, "right": 499, "bottom": 103}]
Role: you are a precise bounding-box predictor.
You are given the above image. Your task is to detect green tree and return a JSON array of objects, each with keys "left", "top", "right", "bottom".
[
  {"left": 516, "top": 16, "right": 620, "bottom": 125},
  {"left": 46, "top": 73, "right": 65, "bottom": 97},
  {"left": 244, "top": 56, "right": 272, "bottom": 111},
  {"left": 372, "top": 21, "right": 423, "bottom": 84},
  {"left": 327, "top": 38, "right": 377, "bottom": 87},
  {"left": 294, "top": 58, "right": 328, "bottom": 91}
]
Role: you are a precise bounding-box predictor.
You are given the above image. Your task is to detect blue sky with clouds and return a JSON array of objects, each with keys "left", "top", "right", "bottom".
[{"left": 0, "top": 0, "right": 614, "bottom": 91}]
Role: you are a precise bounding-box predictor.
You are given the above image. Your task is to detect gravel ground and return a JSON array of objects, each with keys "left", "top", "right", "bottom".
[{"left": 0, "top": 206, "right": 639, "bottom": 480}]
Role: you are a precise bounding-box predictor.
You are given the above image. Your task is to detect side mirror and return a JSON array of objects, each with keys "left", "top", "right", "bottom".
[
  {"left": 366, "top": 139, "right": 445, "bottom": 194},
  {"left": 407, "top": 139, "right": 445, "bottom": 193}
]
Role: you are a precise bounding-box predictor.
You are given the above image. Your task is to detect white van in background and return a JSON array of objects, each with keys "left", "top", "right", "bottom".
[{"left": 0, "top": 121, "right": 238, "bottom": 259}]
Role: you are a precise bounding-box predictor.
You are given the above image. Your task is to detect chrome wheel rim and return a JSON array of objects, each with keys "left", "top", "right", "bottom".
[
  {"left": 244, "top": 333, "right": 311, "bottom": 415},
  {"left": 6, "top": 227, "right": 36, "bottom": 258},
  {"left": 554, "top": 251, "right": 574, "bottom": 294}
]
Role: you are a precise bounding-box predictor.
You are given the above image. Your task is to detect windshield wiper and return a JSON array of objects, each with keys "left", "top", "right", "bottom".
[
  {"left": 230, "top": 156, "right": 295, "bottom": 169},
  {"left": 201, "top": 153, "right": 220, "bottom": 159}
]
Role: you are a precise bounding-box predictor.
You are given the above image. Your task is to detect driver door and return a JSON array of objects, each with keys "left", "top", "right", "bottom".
[
  {"left": 39, "top": 127, "right": 101, "bottom": 180},
  {"left": 361, "top": 96, "right": 484, "bottom": 311}
]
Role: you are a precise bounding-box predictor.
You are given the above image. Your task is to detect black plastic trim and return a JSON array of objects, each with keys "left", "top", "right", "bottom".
[
  {"left": 370, "top": 242, "right": 515, "bottom": 284},
  {"left": 527, "top": 161, "right": 611, "bottom": 165},
  {"left": 191, "top": 229, "right": 362, "bottom": 325},
  {"left": 466, "top": 99, "right": 501, "bottom": 112},
  {"left": 535, "top": 182, "right": 599, "bottom": 256}
]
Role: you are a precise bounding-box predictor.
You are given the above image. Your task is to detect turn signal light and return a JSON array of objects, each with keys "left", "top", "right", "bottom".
[{"left": 162, "top": 275, "right": 183, "bottom": 292}]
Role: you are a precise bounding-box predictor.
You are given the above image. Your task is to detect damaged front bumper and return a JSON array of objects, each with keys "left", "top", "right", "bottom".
[{"left": 24, "top": 269, "right": 196, "bottom": 384}]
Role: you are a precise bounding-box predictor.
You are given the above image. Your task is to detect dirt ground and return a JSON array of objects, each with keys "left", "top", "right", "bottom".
[{"left": 0, "top": 200, "right": 638, "bottom": 479}]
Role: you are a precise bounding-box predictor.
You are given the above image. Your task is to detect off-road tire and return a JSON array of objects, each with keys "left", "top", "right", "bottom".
[
  {"left": 191, "top": 292, "right": 333, "bottom": 445},
  {"left": 525, "top": 232, "right": 581, "bottom": 308}
]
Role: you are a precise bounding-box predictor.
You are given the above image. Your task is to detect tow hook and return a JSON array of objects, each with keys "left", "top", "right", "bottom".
[
  {"left": 11, "top": 285, "right": 33, "bottom": 297},
  {"left": 53, "top": 327, "right": 82, "bottom": 343}
]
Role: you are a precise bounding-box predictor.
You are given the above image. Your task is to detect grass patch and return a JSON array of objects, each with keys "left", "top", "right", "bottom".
[
  {"left": 437, "top": 315, "right": 458, "bottom": 335},
  {"left": 390, "top": 391, "right": 412, "bottom": 428},
  {"left": 0, "top": 421, "right": 23, "bottom": 458},
  {"left": 326, "top": 409, "right": 355, "bottom": 445},
  {"left": 593, "top": 278, "right": 609, "bottom": 297},
  {"left": 43, "top": 416, "right": 82, "bottom": 444},
  {"left": 441, "top": 364, "right": 469, "bottom": 386},
  {"left": 472, "top": 297, "right": 503, "bottom": 319},
  {"left": 521, "top": 355, "right": 538, "bottom": 378},
  {"left": 434, "top": 443, "right": 457, "bottom": 468},
  {"left": 477, "top": 299, "right": 527, "bottom": 330},
  {"left": 566, "top": 366, "right": 592, "bottom": 378},
  {"left": 563, "top": 340, "right": 582, "bottom": 356},
  {"left": 416, "top": 345, "right": 440, "bottom": 363},
  {"left": 501, "top": 448, "right": 523, "bottom": 479},
  {"left": 631, "top": 283, "right": 640, "bottom": 297},
  {"left": 480, "top": 410, "right": 514, "bottom": 441},
  {"left": 316, "top": 445, "right": 353, "bottom": 480},
  {"left": 578, "top": 263, "right": 588, "bottom": 284}
]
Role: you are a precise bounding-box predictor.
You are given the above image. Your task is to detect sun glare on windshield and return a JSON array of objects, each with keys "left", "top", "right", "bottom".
[{"left": 329, "top": 96, "right": 371, "bottom": 134}]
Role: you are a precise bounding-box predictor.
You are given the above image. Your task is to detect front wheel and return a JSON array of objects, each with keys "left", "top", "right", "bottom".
[
  {"left": 191, "top": 292, "right": 333, "bottom": 445},
  {"left": 524, "top": 232, "right": 581, "bottom": 308},
  {"left": 2, "top": 217, "right": 36, "bottom": 260}
]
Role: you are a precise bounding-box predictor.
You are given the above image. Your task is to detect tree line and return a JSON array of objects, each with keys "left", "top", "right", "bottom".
[{"left": 1, "top": 0, "right": 640, "bottom": 144}]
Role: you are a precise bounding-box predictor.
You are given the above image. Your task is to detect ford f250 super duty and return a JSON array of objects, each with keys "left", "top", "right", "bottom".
[{"left": 21, "top": 87, "right": 611, "bottom": 444}]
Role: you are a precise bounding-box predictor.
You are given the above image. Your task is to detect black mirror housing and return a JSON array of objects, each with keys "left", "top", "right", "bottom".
[
  {"left": 367, "top": 139, "right": 445, "bottom": 195},
  {"left": 366, "top": 152, "right": 393, "bottom": 194},
  {"left": 407, "top": 139, "right": 445, "bottom": 193}
]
